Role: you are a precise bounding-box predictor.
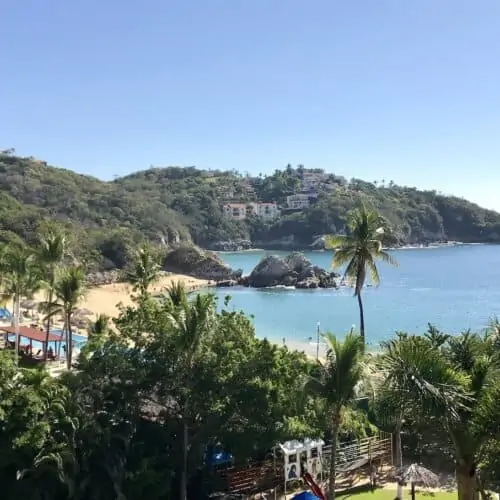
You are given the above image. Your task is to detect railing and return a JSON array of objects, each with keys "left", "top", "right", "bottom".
[
  {"left": 221, "top": 432, "right": 393, "bottom": 495},
  {"left": 322, "top": 432, "right": 392, "bottom": 467}
]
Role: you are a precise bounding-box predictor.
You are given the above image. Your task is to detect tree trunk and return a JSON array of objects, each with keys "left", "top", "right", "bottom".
[
  {"left": 328, "top": 417, "right": 339, "bottom": 500},
  {"left": 44, "top": 288, "right": 53, "bottom": 362},
  {"left": 394, "top": 420, "right": 403, "bottom": 500},
  {"left": 457, "top": 463, "right": 478, "bottom": 500},
  {"left": 180, "top": 420, "right": 188, "bottom": 500},
  {"left": 67, "top": 315, "right": 73, "bottom": 370},
  {"left": 14, "top": 295, "right": 20, "bottom": 365},
  {"left": 357, "top": 293, "right": 365, "bottom": 342}
]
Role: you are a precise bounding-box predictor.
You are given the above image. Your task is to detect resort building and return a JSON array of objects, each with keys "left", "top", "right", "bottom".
[
  {"left": 222, "top": 202, "right": 280, "bottom": 221},
  {"left": 286, "top": 194, "right": 311, "bottom": 210}
]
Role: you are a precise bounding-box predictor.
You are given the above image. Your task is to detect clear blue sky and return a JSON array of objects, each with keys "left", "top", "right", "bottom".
[{"left": 2, "top": 0, "right": 500, "bottom": 210}]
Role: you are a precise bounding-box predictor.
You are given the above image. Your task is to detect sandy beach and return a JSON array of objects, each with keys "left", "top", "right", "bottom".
[{"left": 32, "top": 273, "right": 211, "bottom": 325}]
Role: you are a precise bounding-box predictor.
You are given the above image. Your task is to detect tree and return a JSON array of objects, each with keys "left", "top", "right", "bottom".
[
  {"left": 125, "top": 245, "right": 162, "bottom": 298},
  {"left": 306, "top": 332, "right": 365, "bottom": 500},
  {"left": 442, "top": 332, "right": 500, "bottom": 500},
  {"left": 0, "top": 245, "right": 42, "bottom": 362},
  {"left": 325, "top": 204, "right": 398, "bottom": 342},
  {"left": 376, "top": 334, "right": 467, "bottom": 500},
  {"left": 38, "top": 230, "right": 67, "bottom": 362},
  {"left": 48, "top": 267, "right": 86, "bottom": 370}
]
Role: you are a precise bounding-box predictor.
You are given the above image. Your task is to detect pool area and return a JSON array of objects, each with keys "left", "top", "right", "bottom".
[{"left": 5, "top": 329, "right": 88, "bottom": 357}]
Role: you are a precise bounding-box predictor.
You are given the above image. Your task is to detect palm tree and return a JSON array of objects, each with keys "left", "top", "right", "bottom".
[
  {"left": 0, "top": 245, "right": 42, "bottom": 362},
  {"left": 306, "top": 332, "right": 365, "bottom": 500},
  {"left": 38, "top": 230, "right": 66, "bottom": 361},
  {"left": 48, "top": 267, "right": 86, "bottom": 370},
  {"left": 163, "top": 284, "right": 216, "bottom": 500},
  {"left": 325, "top": 204, "right": 398, "bottom": 342},
  {"left": 377, "top": 335, "right": 467, "bottom": 499},
  {"left": 125, "top": 245, "right": 162, "bottom": 297}
]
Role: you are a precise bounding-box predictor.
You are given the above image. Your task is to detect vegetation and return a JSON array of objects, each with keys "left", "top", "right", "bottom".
[
  {"left": 1, "top": 227, "right": 500, "bottom": 499},
  {"left": 325, "top": 204, "right": 398, "bottom": 342},
  {"left": 1, "top": 153, "right": 500, "bottom": 271},
  {"left": 307, "top": 332, "right": 365, "bottom": 500}
]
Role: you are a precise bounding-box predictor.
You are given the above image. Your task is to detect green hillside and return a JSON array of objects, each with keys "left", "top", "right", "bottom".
[{"left": 1, "top": 153, "right": 499, "bottom": 268}]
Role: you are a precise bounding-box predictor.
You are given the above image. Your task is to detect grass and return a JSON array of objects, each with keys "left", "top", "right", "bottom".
[{"left": 337, "top": 489, "right": 456, "bottom": 500}]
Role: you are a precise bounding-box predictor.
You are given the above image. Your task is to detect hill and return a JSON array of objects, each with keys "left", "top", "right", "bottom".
[{"left": 1, "top": 152, "right": 499, "bottom": 268}]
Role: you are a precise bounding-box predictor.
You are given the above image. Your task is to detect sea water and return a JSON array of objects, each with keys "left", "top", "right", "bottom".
[{"left": 211, "top": 245, "right": 500, "bottom": 353}]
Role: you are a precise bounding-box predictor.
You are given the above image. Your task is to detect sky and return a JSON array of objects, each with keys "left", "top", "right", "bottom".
[{"left": 2, "top": 0, "right": 500, "bottom": 210}]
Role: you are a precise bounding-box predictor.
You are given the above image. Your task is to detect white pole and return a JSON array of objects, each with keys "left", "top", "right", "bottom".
[{"left": 316, "top": 321, "right": 320, "bottom": 360}]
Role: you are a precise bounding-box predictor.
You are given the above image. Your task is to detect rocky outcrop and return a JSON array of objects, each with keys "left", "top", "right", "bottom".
[
  {"left": 209, "top": 239, "right": 252, "bottom": 251},
  {"left": 163, "top": 245, "right": 241, "bottom": 281},
  {"left": 245, "top": 252, "right": 338, "bottom": 288},
  {"left": 87, "top": 270, "right": 120, "bottom": 286}
]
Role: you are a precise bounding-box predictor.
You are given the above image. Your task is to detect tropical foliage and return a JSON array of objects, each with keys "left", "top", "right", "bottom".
[
  {"left": 2, "top": 152, "right": 500, "bottom": 270},
  {"left": 325, "top": 204, "right": 398, "bottom": 341}
]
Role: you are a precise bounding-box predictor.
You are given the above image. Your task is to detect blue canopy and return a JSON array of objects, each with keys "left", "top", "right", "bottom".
[
  {"left": 0, "top": 308, "right": 11, "bottom": 319},
  {"left": 292, "top": 493, "right": 320, "bottom": 500}
]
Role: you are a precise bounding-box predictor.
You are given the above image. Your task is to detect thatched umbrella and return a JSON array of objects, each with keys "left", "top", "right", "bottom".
[
  {"left": 21, "top": 299, "right": 37, "bottom": 310},
  {"left": 396, "top": 463, "right": 439, "bottom": 500},
  {"left": 75, "top": 308, "right": 92, "bottom": 316}
]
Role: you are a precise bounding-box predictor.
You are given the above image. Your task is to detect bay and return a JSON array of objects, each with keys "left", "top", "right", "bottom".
[{"left": 210, "top": 245, "right": 500, "bottom": 353}]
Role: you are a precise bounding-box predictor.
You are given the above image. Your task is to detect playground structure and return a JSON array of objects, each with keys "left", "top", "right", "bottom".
[{"left": 213, "top": 432, "right": 392, "bottom": 497}]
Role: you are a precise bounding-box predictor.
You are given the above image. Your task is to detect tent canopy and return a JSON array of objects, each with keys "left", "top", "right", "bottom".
[
  {"left": 292, "top": 492, "right": 320, "bottom": 500},
  {"left": 0, "top": 325, "right": 62, "bottom": 343}
]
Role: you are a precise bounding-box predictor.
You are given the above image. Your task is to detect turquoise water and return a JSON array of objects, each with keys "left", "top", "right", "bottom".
[{"left": 212, "top": 245, "right": 500, "bottom": 350}]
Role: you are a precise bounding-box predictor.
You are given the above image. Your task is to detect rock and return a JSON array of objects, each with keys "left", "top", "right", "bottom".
[
  {"left": 216, "top": 279, "right": 238, "bottom": 287},
  {"left": 296, "top": 278, "right": 319, "bottom": 289},
  {"left": 209, "top": 240, "right": 252, "bottom": 251},
  {"left": 247, "top": 255, "right": 292, "bottom": 288},
  {"left": 163, "top": 245, "right": 241, "bottom": 281},
  {"left": 246, "top": 252, "right": 337, "bottom": 288}
]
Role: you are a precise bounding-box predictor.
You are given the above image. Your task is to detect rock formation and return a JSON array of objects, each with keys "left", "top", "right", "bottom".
[
  {"left": 245, "top": 252, "right": 338, "bottom": 289},
  {"left": 163, "top": 245, "right": 241, "bottom": 281}
]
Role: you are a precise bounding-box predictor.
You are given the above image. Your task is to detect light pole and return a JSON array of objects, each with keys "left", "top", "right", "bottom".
[{"left": 316, "top": 321, "right": 321, "bottom": 360}]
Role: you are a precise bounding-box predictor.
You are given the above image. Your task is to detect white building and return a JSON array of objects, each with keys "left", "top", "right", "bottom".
[
  {"left": 286, "top": 194, "right": 311, "bottom": 210},
  {"left": 300, "top": 171, "right": 328, "bottom": 191},
  {"left": 222, "top": 202, "right": 280, "bottom": 221}
]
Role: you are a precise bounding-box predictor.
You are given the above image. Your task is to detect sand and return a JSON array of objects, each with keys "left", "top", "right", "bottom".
[{"left": 32, "top": 274, "right": 211, "bottom": 326}]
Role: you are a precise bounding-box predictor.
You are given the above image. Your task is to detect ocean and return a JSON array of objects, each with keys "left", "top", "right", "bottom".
[{"left": 211, "top": 245, "right": 500, "bottom": 355}]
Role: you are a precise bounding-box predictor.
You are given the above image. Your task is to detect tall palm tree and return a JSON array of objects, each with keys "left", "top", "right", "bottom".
[
  {"left": 163, "top": 285, "right": 216, "bottom": 500},
  {"left": 377, "top": 335, "right": 467, "bottom": 500},
  {"left": 306, "top": 332, "right": 365, "bottom": 500},
  {"left": 38, "top": 231, "right": 66, "bottom": 361},
  {"left": 125, "top": 245, "right": 162, "bottom": 297},
  {"left": 325, "top": 204, "right": 398, "bottom": 342},
  {"left": 48, "top": 267, "right": 86, "bottom": 370},
  {"left": 0, "top": 245, "right": 42, "bottom": 362}
]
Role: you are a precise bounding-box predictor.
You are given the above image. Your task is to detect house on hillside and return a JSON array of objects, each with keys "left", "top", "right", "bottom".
[
  {"left": 285, "top": 193, "right": 319, "bottom": 210},
  {"left": 222, "top": 202, "right": 280, "bottom": 221}
]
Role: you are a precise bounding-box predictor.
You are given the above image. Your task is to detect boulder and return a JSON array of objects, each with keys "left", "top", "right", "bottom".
[
  {"left": 247, "top": 253, "right": 337, "bottom": 288},
  {"left": 247, "top": 255, "right": 292, "bottom": 288},
  {"left": 296, "top": 278, "right": 319, "bottom": 289},
  {"left": 216, "top": 279, "right": 238, "bottom": 287},
  {"left": 163, "top": 245, "right": 241, "bottom": 281}
]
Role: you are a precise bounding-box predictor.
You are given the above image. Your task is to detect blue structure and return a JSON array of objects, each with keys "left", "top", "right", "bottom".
[
  {"left": 292, "top": 492, "right": 320, "bottom": 500},
  {"left": 204, "top": 445, "right": 233, "bottom": 467},
  {"left": 0, "top": 308, "right": 11, "bottom": 320}
]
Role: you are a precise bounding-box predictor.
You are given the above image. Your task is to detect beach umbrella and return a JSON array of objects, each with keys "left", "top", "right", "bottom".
[
  {"left": 396, "top": 463, "right": 439, "bottom": 500},
  {"left": 292, "top": 492, "right": 320, "bottom": 500},
  {"left": 75, "top": 308, "right": 92, "bottom": 316},
  {"left": 21, "top": 299, "right": 37, "bottom": 310}
]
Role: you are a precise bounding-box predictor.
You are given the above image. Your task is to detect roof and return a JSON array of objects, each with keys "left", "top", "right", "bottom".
[{"left": 0, "top": 325, "right": 63, "bottom": 343}]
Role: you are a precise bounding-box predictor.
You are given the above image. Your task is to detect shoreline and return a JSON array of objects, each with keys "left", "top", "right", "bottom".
[
  {"left": 30, "top": 273, "right": 212, "bottom": 333},
  {"left": 214, "top": 241, "right": 487, "bottom": 254}
]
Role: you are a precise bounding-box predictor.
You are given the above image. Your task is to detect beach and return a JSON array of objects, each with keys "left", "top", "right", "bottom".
[{"left": 32, "top": 273, "right": 210, "bottom": 325}]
